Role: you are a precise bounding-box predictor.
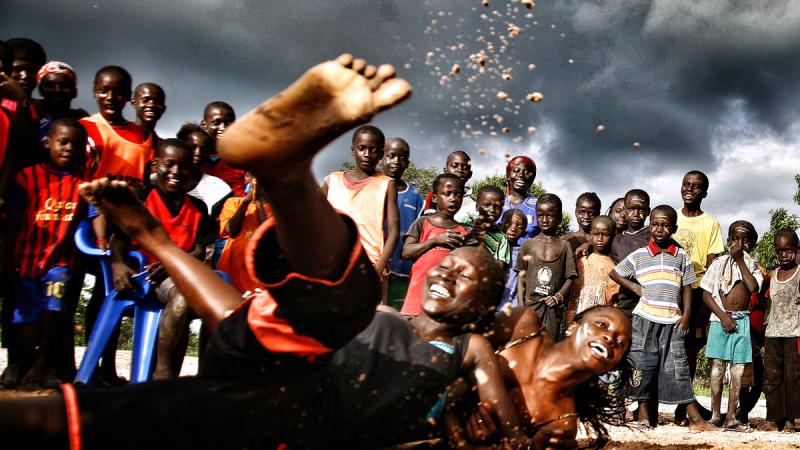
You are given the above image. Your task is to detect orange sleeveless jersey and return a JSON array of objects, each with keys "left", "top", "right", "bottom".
[
  {"left": 325, "top": 172, "right": 390, "bottom": 266},
  {"left": 80, "top": 113, "right": 152, "bottom": 185},
  {"left": 140, "top": 188, "right": 202, "bottom": 262}
]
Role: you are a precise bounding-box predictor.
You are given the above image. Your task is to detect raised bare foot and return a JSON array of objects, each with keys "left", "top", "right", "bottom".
[
  {"left": 218, "top": 54, "right": 412, "bottom": 179},
  {"left": 78, "top": 178, "right": 166, "bottom": 243}
]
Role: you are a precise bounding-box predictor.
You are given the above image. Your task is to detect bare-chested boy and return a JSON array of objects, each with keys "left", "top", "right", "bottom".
[{"left": 701, "top": 220, "right": 762, "bottom": 430}]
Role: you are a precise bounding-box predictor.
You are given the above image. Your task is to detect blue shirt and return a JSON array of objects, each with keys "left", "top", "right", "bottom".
[
  {"left": 389, "top": 183, "right": 424, "bottom": 276},
  {"left": 500, "top": 196, "right": 539, "bottom": 240}
]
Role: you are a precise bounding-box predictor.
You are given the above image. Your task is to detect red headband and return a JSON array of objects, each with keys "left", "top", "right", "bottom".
[{"left": 36, "top": 61, "right": 77, "bottom": 85}]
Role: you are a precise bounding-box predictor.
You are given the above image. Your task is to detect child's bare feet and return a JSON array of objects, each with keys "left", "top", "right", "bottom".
[
  {"left": 78, "top": 179, "right": 167, "bottom": 244},
  {"left": 218, "top": 54, "right": 411, "bottom": 180}
]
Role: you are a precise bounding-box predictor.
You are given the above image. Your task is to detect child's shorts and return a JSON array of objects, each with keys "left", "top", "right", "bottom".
[
  {"left": 12, "top": 266, "right": 72, "bottom": 324},
  {"left": 706, "top": 313, "right": 752, "bottom": 364},
  {"left": 627, "top": 314, "right": 695, "bottom": 404}
]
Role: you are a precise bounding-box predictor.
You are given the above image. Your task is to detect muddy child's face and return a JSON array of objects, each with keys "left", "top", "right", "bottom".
[
  {"left": 575, "top": 200, "right": 600, "bottom": 233},
  {"left": 536, "top": 202, "right": 561, "bottom": 234},
  {"left": 380, "top": 142, "right": 409, "bottom": 179},
  {"left": 446, "top": 154, "right": 472, "bottom": 183},
  {"left": 504, "top": 214, "right": 526, "bottom": 243},
  {"left": 649, "top": 210, "right": 676, "bottom": 246},
  {"left": 610, "top": 200, "right": 626, "bottom": 231},
  {"left": 477, "top": 191, "right": 504, "bottom": 223},
  {"left": 590, "top": 221, "right": 614, "bottom": 255},
  {"left": 775, "top": 236, "right": 798, "bottom": 268},
  {"left": 568, "top": 307, "right": 631, "bottom": 374},
  {"left": 624, "top": 195, "right": 649, "bottom": 231}
]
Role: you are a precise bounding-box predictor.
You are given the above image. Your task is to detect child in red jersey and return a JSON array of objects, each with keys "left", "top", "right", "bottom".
[
  {"left": 131, "top": 82, "right": 166, "bottom": 145},
  {"left": 5, "top": 118, "right": 86, "bottom": 388},
  {"left": 107, "top": 138, "right": 215, "bottom": 379}
]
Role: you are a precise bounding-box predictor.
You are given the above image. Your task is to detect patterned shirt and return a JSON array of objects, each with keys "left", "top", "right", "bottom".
[
  {"left": 765, "top": 267, "right": 800, "bottom": 337},
  {"left": 700, "top": 253, "right": 763, "bottom": 322},
  {"left": 615, "top": 240, "right": 696, "bottom": 324}
]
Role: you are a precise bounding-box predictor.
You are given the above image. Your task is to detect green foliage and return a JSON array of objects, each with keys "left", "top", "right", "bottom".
[
  {"left": 795, "top": 174, "right": 800, "bottom": 206},
  {"left": 754, "top": 207, "right": 800, "bottom": 270},
  {"left": 402, "top": 162, "right": 438, "bottom": 196}
]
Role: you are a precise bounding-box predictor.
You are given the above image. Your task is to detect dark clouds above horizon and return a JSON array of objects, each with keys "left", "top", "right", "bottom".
[{"left": 4, "top": 0, "right": 800, "bottom": 236}]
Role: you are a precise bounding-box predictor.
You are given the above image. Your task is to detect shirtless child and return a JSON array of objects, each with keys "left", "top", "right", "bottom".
[{"left": 701, "top": 220, "right": 762, "bottom": 430}]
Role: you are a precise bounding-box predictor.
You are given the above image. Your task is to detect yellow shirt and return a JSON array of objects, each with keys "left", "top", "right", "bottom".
[{"left": 674, "top": 212, "right": 724, "bottom": 288}]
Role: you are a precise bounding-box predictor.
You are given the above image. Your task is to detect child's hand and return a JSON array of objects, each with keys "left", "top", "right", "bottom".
[
  {"left": 631, "top": 284, "right": 643, "bottom": 297},
  {"left": 675, "top": 316, "right": 690, "bottom": 336},
  {"left": 720, "top": 314, "right": 738, "bottom": 333},
  {"left": 730, "top": 241, "right": 745, "bottom": 260},
  {"left": 542, "top": 296, "right": 559, "bottom": 307},
  {"left": 465, "top": 404, "right": 498, "bottom": 443},
  {"left": 434, "top": 230, "right": 465, "bottom": 248},
  {"left": 111, "top": 261, "right": 136, "bottom": 291},
  {"left": 145, "top": 262, "right": 168, "bottom": 285},
  {"left": 575, "top": 242, "right": 592, "bottom": 258}
]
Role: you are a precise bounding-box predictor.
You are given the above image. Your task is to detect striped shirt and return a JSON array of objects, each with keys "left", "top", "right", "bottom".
[
  {"left": 9, "top": 164, "right": 84, "bottom": 278},
  {"left": 615, "top": 240, "right": 696, "bottom": 324}
]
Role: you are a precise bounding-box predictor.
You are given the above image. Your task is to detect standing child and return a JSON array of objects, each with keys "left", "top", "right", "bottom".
[
  {"left": 609, "top": 189, "right": 651, "bottom": 317},
  {"left": 5, "top": 118, "right": 86, "bottom": 387},
  {"left": 499, "top": 209, "right": 527, "bottom": 309},
  {"left": 380, "top": 137, "right": 423, "bottom": 310},
  {"left": 401, "top": 174, "right": 474, "bottom": 316},
  {"left": 423, "top": 150, "right": 474, "bottom": 219},
  {"left": 35, "top": 62, "right": 88, "bottom": 152},
  {"left": 464, "top": 185, "right": 511, "bottom": 266},
  {"left": 323, "top": 125, "right": 400, "bottom": 283},
  {"left": 563, "top": 192, "right": 601, "bottom": 252},
  {"left": 672, "top": 171, "right": 725, "bottom": 421},
  {"left": 610, "top": 205, "right": 711, "bottom": 430},
  {"left": 566, "top": 215, "right": 619, "bottom": 323},
  {"left": 201, "top": 101, "right": 246, "bottom": 197},
  {"left": 701, "top": 220, "right": 762, "bottom": 430},
  {"left": 516, "top": 193, "right": 577, "bottom": 338},
  {"left": 608, "top": 197, "right": 626, "bottom": 235},
  {"left": 763, "top": 229, "right": 800, "bottom": 433}
]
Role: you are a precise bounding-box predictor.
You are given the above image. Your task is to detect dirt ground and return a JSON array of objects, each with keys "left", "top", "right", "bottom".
[{"left": 1, "top": 349, "right": 798, "bottom": 449}]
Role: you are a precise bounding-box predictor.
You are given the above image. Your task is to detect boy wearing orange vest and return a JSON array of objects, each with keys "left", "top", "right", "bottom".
[{"left": 322, "top": 125, "right": 399, "bottom": 297}]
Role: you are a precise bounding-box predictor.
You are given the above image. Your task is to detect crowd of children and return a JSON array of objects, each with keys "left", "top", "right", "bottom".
[{"left": 0, "top": 36, "right": 798, "bottom": 448}]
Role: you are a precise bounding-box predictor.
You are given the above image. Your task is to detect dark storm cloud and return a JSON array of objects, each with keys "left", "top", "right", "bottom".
[{"left": 3, "top": 0, "right": 800, "bottom": 190}]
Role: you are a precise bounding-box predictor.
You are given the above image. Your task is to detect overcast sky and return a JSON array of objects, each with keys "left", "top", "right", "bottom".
[{"left": 5, "top": 0, "right": 800, "bottom": 239}]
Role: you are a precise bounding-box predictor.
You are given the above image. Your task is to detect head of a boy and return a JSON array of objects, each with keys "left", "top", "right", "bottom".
[
  {"left": 422, "top": 246, "right": 504, "bottom": 328},
  {"left": 132, "top": 83, "right": 166, "bottom": 128},
  {"left": 37, "top": 62, "right": 77, "bottom": 109},
  {"left": 623, "top": 189, "right": 650, "bottom": 232},
  {"left": 6, "top": 38, "right": 46, "bottom": 97},
  {"left": 575, "top": 192, "right": 601, "bottom": 234},
  {"left": 350, "top": 125, "right": 384, "bottom": 175},
  {"left": 728, "top": 220, "right": 757, "bottom": 253},
  {"left": 681, "top": 170, "right": 708, "bottom": 207},
  {"left": 432, "top": 173, "right": 464, "bottom": 218},
  {"left": 380, "top": 137, "right": 410, "bottom": 180},
  {"left": 536, "top": 193, "right": 562, "bottom": 235},
  {"left": 649, "top": 205, "right": 677, "bottom": 247},
  {"left": 501, "top": 209, "right": 527, "bottom": 244},
  {"left": 773, "top": 229, "right": 799, "bottom": 269},
  {"left": 445, "top": 150, "right": 472, "bottom": 184},
  {"left": 93, "top": 66, "right": 132, "bottom": 122},
  {"left": 589, "top": 215, "right": 615, "bottom": 255},
  {"left": 153, "top": 138, "right": 193, "bottom": 194},
  {"left": 45, "top": 118, "right": 87, "bottom": 171},
  {"left": 201, "top": 101, "right": 235, "bottom": 140},
  {"left": 177, "top": 123, "right": 213, "bottom": 170},
  {"left": 476, "top": 185, "right": 505, "bottom": 223}
]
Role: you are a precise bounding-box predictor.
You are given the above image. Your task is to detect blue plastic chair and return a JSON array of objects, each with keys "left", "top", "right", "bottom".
[{"left": 74, "top": 219, "right": 163, "bottom": 385}]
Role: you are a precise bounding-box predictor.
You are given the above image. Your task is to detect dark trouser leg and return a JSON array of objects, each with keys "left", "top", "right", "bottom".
[{"left": 764, "top": 337, "right": 785, "bottom": 423}]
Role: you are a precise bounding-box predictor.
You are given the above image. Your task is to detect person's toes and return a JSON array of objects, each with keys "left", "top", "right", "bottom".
[
  {"left": 372, "top": 78, "right": 411, "bottom": 112},
  {"left": 336, "top": 53, "right": 354, "bottom": 67},
  {"left": 363, "top": 65, "right": 376, "bottom": 78},
  {"left": 369, "top": 64, "right": 397, "bottom": 90},
  {"left": 352, "top": 58, "right": 367, "bottom": 73}
]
